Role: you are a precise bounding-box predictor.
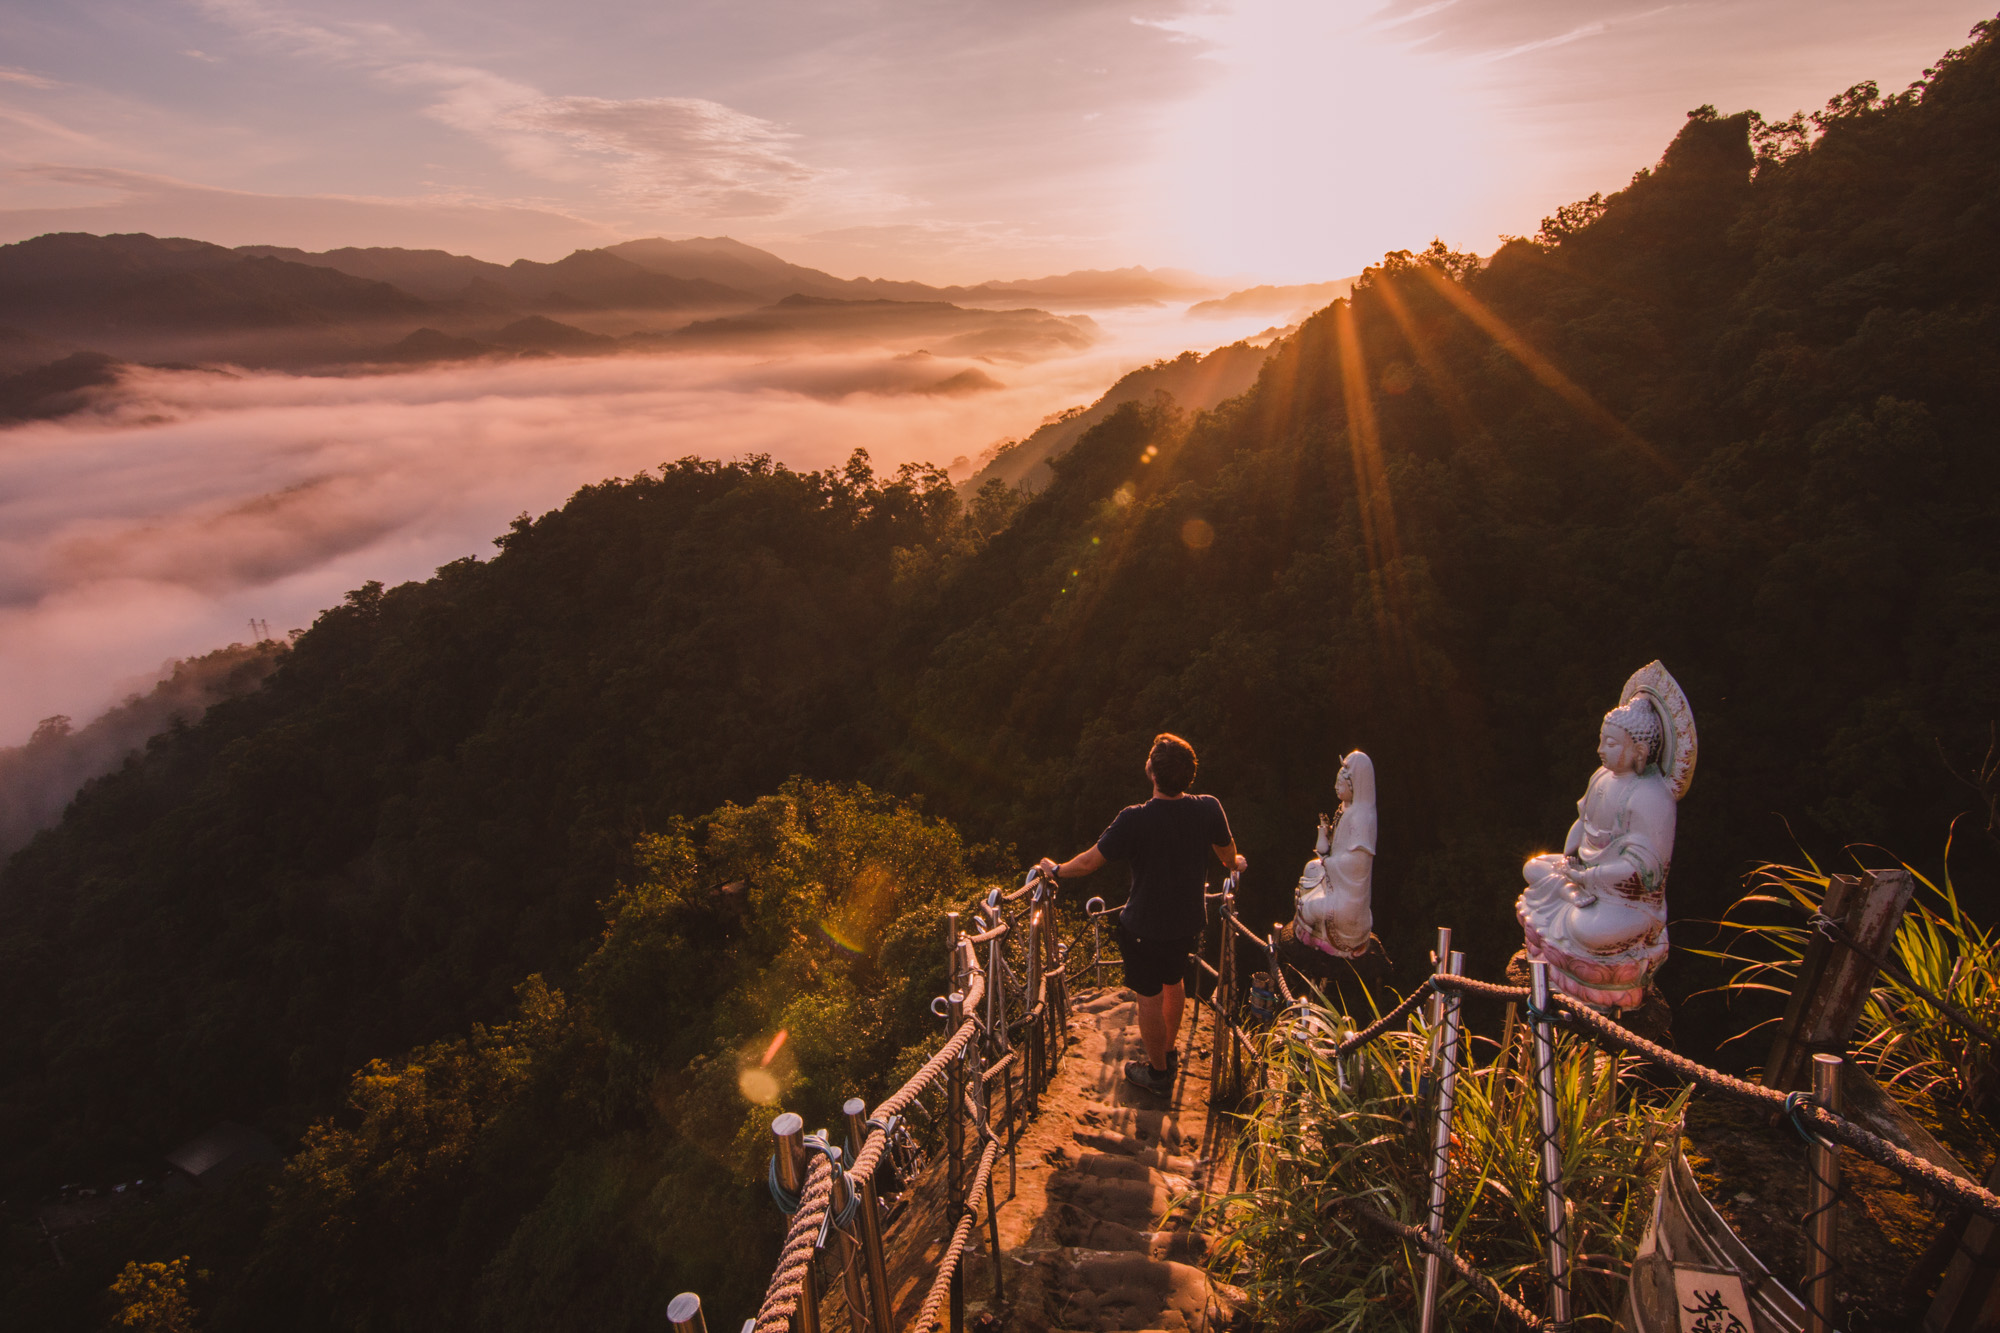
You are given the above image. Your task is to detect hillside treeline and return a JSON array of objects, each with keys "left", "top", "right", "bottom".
[{"left": 6, "top": 16, "right": 2000, "bottom": 1330}]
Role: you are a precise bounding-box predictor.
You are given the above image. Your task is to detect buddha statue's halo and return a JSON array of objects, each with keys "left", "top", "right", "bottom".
[{"left": 1618, "top": 660, "right": 1698, "bottom": 800}]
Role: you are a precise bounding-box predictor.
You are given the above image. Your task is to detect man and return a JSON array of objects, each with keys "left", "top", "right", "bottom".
[{"left": 1038, "top": 733, "right": 1246, "bottom": 1094}]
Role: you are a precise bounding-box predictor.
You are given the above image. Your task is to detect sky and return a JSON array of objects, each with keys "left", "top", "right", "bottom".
[{"left": 1, "top": 0, "right": 1993, "bottom": 283}]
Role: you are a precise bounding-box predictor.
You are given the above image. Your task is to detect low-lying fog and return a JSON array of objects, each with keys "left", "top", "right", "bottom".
[{"left": 0, "top": 307, "right": 1284, "bottom": 745}]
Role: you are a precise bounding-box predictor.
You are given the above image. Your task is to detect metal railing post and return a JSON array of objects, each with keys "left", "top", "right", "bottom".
[
  {"left": 1419, "top": 951, "right": 1466, "bottom": 1333},
  {"left": 944, "top": 910, "right": 961, "bottom": 993},
  {"left": 1528, "top": 961, "right": 1571, "bottom": 1332},
  {"left": 828, "top": 1146, "right": 871, "bottom": 1333},
  {"left": 1223, "top": 886, "right": 1240, "bottom": 1098},
  {"left": 945, "top": 991, "right": 967, "bottom": 1333},
  {"left": 771, "top": 1113, "right": 821, "bottom": 1333},
  {"left": 844, "top": 1098, "right": 894, "bottom": 1333},
  {"left": 1025, "top": 904, "right": 1043, "bottom": 1111},
  {"left": 1092, "top": 913, "right": 1103, "bottom": 989},
  {"left": 1428, "top": 927, "right": 1452, "bottom": 1029},
  {"left": 984, "top": 893, "right": 1008, "bottom": 1053},
  {"left": 668, "top": 1293, "right": 708, "bottom": 1333},
  {"left": 1806, "top": 1053, "right": 1843, "bottom": 1333}
]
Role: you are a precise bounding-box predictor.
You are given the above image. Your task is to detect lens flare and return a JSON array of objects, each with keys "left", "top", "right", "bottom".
[
  {"left": 818, "top": 921, "right": 865, "bottom": 956},
  {"left": 760, "top": 1028, "right": 789, "bottom": 1067},
  {"left": 738, "top": 1067, "right": 781, "bottom": 1105}
]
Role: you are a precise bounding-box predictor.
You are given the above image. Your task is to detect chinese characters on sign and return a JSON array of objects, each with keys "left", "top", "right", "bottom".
[{"left": 1672, "top": 1267, "right": 1752, "bottom": 1333}]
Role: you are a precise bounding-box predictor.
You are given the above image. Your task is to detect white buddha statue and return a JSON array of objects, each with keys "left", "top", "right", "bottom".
[
  {"left": 1517, "top": 662, "right": 1696, "bottom": 1008},
  {"left": 1294, "top": 750, "right": 1377, "bottom": 958}
]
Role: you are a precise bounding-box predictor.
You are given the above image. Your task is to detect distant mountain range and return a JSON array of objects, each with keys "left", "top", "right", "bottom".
[
  {"left": 1185, "top": 279, "right": 1355, "bottom": 319},
  {"left": 0, "top": 232, "right": 1236, "bottom": 380}
]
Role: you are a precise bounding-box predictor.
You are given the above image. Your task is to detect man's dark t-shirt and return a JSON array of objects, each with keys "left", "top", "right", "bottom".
[{"left": 1095, "top": 794, "right": 1232, "bottom": 939}]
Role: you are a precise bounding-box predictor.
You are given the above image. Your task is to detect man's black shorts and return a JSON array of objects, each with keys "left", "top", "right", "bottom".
[{"left": 1115, "top": 919, "right": 1197, "bottom": 998}]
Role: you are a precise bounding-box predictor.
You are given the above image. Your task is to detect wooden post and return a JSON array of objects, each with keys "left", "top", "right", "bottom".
[
  {"left": 1927, "top": 1158, "right": 2000, "bottom": 1332},
  {"left": 1805, "top": 1054, "right": 1842, "bottom": 1333},
  {"left": 1764, "top": 869, "right": 1916, "bottom": 1092}
]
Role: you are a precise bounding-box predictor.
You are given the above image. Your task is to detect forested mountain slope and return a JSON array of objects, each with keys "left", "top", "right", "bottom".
[{"left": 5, "top": 17, "right": 2000, "bottom": 1331}]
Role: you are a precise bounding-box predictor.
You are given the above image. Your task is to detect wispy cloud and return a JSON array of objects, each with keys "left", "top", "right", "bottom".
[
  {"left": 194, "top": 0, "right": 828, "bottom": 219},
  {"left": 0, "top": 69, "right": 59, "bottom": 89},
  {"left": 401, "top": 65, "right": 827, "bottom": 217},
  {"left": 1473, "top": 8, "right": 1677, "bottom": 65}
]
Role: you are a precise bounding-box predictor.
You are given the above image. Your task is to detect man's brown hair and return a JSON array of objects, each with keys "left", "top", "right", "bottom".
[{"left": 1148, "top": 733, "right": 1197, "bottom": 796}]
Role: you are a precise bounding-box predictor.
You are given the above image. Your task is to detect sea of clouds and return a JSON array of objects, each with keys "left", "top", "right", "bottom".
[{"left": 0, "top": 308, "right": 1278, "bottom": 744}]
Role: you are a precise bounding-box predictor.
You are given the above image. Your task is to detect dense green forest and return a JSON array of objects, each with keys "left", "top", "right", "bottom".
[{"left": 6, "top": 16, "right": 2000, "bottom": 1329}]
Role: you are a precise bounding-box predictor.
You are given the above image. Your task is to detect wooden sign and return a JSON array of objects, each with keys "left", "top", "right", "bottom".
[{"left": 1672, "top": 1266, "right": 1752, "bottom": 1333}]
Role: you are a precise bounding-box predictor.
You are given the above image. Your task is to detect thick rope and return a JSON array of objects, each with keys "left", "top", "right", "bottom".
[
  {"left": 911, "top": 1135, "right": 1004, "bottom": 1333},
  {"left": 750, "top": 1153, "right": 836, "bottom": 1333},
  {"left": 1330, "top": 980, "right": 1437, "bottom": 1059},
  {"left": 1348, "top": 1200, "right": 1550, "bottom": 1331},
  {"left": 1226, "top": 913, "right": 1269, "bottom": 948},
  {"left": 849, "top": 1015, "right": 982, "bottom": 1184},
  {"left": 1428, "top": 975, "right": 2000, "bottom": 1223}
]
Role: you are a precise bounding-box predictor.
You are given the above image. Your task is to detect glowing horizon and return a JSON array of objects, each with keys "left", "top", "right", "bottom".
[{"left": 1, "top": 2, "right": 1991, "bottom": 284}]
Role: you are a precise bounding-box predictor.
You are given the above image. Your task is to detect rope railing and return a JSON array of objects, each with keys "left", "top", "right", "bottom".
[
  {"left": 750, "top": 1152, "right": 836, "bottom": 1333},
  {"left": 1196, "top": 887, "right": 2000, "bottom": 1331},
  {"left": 727, "top": 867, "right": 1091, "bottom": 1333},
  {"left": 1419, "top": 974, "right": 2000, "bottom": 1225},
  {"left": 725, "top": 861, "right": 1999, "bottom": 1333},
  {"left": 1347, "top": 1200, "right": 1550, "bottom": 1331},
  {"left": 911, "top": 1136, "right": 1004, "bottom": 1333}
]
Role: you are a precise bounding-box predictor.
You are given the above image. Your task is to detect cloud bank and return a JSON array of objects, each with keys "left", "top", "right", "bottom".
[{"left": 0, "top": 308, "right": 1275, "bottom": 743}]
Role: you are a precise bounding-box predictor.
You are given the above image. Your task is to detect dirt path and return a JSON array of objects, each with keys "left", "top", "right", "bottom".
[{"left": 955, "top": 985, "right": 1240, "bottom": 1333}]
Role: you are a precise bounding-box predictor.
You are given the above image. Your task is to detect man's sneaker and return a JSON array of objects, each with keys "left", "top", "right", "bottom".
[{"left": 1124, "top": 1060, "right": 1174, "bottom": 1094}]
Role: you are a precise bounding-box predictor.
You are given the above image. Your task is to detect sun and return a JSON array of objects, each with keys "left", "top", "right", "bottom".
[{"left": 1137, "top": 0, "right": 1504, "bottom": 282}]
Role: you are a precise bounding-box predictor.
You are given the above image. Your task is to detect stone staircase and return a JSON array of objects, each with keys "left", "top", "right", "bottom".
[{"left": 963, "top": 987, "right": 1243, "bottom": 1333}]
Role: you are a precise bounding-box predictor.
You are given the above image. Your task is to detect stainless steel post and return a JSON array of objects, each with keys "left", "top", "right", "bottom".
[
  {"left": 1528, "top": 961, "right": 1571, "bottom": 1331},
  {"left": 1223, "top": 889, "right": 1240, "bottom": 1098},
  {"left": 1025, "top": 906, "right": 1043, "bottom": 1109},
  {"left": 946, "top": 992, "right": 967, "bottom": 1333},
  {"left": 944, "top": 910, "right": 961, "bottom": 993},
  {"left": 1806, "top": 1053, "right": 1843, "bottom": 1333},
  {"left": 828, "top": 1153, "right": 871, "bottom": 1333},
  {"left": 772, "top": 1113, "right": 820, "bottom": 1333},
  {"left": 668, "top": 1293, "right": 708, "bottom": 1333},
  {"left": 986, "top": 904, "right": 1008, "bottom": 1054},
  {"left": 1092, "top": 917, "right": 1103, "bottom": 989},
  {"left": 844, "top": 1098, "right": 894, "bottom": 1333},
  {"left": 1428, "top": 927, "right": 1452, "bottom": 1028},
  {"left": 1419, "top": 951, "right": 1466, "bottom": 1333}
]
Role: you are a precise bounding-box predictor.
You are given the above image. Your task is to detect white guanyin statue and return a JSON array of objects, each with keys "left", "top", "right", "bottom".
[
  {"left": 1293, "top": 750, "right": 1377, "bottom": 958},
  {"left": 1517, "top": 661, "right": 1697, "bottom": 1008}
]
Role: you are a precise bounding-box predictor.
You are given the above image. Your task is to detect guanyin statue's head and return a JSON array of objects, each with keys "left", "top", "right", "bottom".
[{"left": 1600, "top": 695, "right": 1663, "bottom": 773}]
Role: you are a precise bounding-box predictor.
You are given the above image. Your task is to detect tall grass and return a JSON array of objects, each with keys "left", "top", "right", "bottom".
[
  {"left": 1206, "top": 1001, "right": 1685, "bottom": 1331},
  {"left": 1695, "top": 844, "right": 2000, "bottom": 1121}
]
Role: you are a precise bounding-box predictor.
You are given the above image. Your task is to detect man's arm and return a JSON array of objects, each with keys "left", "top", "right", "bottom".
[
  {"left": 1037, "top": 846, "right": 1106, "bottom": 879},
  {"left": 1213, "top": 842, "right": 1247, "bottom": 874}
]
